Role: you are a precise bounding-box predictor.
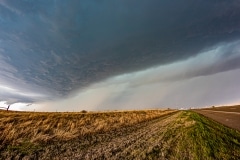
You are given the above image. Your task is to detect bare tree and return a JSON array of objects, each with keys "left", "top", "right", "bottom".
[{"left": 7, "top": 105, "right": 10, "bottom": 111}]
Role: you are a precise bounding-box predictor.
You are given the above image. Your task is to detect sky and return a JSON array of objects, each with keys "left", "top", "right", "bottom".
[{"left": 0, "top": 0, "right": 240, "bottom": 111}]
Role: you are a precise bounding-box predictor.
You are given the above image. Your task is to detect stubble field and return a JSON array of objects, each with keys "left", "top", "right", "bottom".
[{"left": 1, "top": 109, "right": 240, "bottom": 160}]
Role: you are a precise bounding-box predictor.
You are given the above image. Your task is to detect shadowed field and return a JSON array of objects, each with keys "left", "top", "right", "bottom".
[{"left": 1, "top": 109, "right": 240, "bottom": 159}]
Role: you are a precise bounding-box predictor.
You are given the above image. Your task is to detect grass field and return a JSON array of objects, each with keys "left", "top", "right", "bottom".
[{"left": 1, "top": 109, "right": 240, "bottom": 159}]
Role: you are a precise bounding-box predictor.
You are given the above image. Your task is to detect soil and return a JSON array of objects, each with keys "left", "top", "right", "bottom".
[
  {"left": 37, "top": 112, "right": 184, "bottom": 160},
  {"left": 12, "top": 111, "right": 198, "bottom": 160}
]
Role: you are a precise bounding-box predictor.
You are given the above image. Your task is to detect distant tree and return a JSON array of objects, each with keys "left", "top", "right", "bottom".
[
  {"left": 7, "top": 105, "right": 10, "bottom": 111},
  {"left": 212, "top": 106, "right": 215, "bottom": 108},
  {"left": 81, "top": 110, "right": 87, "bottom": 113}
]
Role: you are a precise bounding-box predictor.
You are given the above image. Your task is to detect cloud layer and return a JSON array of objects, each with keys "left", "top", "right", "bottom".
[
  {"left": 37, "top": 41, "right": 240, "bottom": 111},
  {"left": 0, "top": 0, "right": 240, "bottom": 110}
]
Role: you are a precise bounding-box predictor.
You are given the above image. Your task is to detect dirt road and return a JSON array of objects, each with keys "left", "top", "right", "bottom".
[{"left": 194, "top": 110, "right": 240, "bottom": 131}]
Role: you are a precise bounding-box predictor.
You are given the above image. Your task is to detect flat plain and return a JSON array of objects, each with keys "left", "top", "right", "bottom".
[
  {"left": 201, "top": 105, "right": 240, "bottom": 112},
  {"left": 1, "top": 109, "right": 240, "bottom": 160},
  {"left": 195, "top": 105, "right": 240, "bottom": 131}
]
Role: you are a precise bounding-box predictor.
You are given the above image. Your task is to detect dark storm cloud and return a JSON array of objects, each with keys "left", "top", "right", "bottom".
[
  {"left": 160, "top": 41, "right": 240, "bottom": 82},
  {"left": 1, "top": 0, "right": 240, "bottom": 103}
]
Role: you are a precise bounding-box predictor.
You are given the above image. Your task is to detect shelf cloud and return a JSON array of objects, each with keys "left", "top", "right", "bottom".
[{"left": 0, "top": 0, "right": 240, "bottom": 110}]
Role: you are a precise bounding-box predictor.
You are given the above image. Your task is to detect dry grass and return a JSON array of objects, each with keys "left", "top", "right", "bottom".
[
  {"left": 1, "top": 110, "right": 240, "bottom": 159},
  {"left": 0, "top": 109, "right": 174, "bottom": 158}
]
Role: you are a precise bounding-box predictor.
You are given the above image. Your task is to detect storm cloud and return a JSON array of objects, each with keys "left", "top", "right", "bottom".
[{"left": 0, "top": 0, "right": 240, "bottom": 110}]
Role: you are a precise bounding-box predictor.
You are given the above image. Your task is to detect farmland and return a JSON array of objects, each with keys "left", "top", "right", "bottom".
[
  {"left": 1, "top": 109, "right": 240, "bottom": 159},
  {"left": 194, "top": 105, "right": 240, "bottom": 131},
  {"left": 201, "top": 105, "right": 240, "bottom": 112}
]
